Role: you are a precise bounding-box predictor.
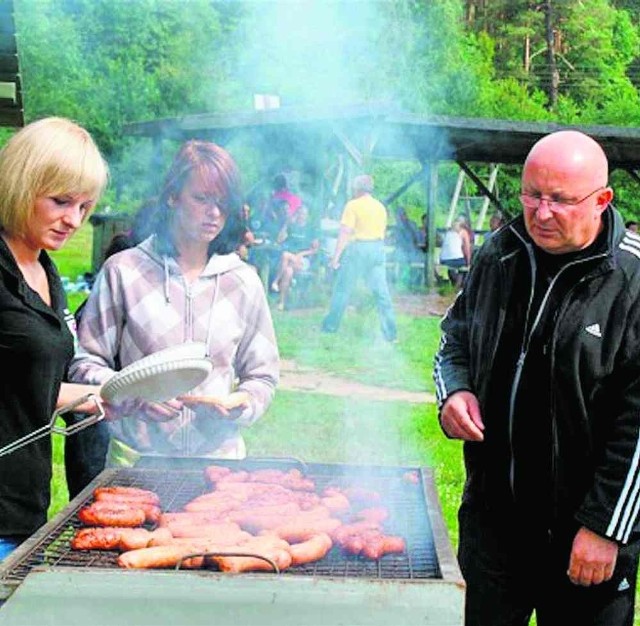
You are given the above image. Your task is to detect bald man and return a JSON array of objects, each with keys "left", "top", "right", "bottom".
[{"left": 433, "top": 130, "right": 640, "bottom": 626}]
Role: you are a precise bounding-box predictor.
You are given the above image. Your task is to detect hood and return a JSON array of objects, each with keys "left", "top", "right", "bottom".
[{"left": 137, "top": 235, "right": 246, "bottom": 277}]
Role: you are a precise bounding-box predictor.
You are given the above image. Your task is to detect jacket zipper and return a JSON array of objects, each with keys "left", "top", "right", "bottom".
[
  {"left": 182, "top": 282, "right": 195, "bottom": 455},
  {"left": 506, "top": 237, "right": 608, "bottom": 505}
]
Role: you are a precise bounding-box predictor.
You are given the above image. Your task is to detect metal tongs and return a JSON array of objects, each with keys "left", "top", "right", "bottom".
[{"left": 0, "top": 394, "right": 105, "bottom": 458}]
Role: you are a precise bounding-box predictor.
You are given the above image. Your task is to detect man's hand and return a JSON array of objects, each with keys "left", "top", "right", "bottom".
[
  {"left": 567, "top": 526, "right": 618, "bottom": 586},
  {"left": 439, "top": 391, "right": 484, "bottom": 441},
  {"left": 329, "top": 256, "right": 340, "bottom": 270}
]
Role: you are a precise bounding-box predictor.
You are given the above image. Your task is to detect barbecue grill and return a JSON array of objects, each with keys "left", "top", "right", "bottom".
[{"left": 0, "top": 457, "right": 464, "bottom": 625}]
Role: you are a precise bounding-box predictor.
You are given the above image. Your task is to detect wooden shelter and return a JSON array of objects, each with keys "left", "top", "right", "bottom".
[
  {"left": 123, "top": 103, "right": 640, "bottom": 288},
  {"left": 0, "top": 0, "right": 22, "bottom": 128}
]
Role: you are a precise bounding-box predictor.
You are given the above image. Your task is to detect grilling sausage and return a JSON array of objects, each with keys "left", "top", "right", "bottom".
[
  {"left": 287, "top": 533, "right": 333, "bottom": 566},
  {"left": 92, "top": 500, "right": 161, "bottom": 524},
  {"left": 208, "top": 536, "right": 293, "bottom": 573},
  {"left": 93, "top": 486, "right": 160, "bottom": 505},
  {"left": 118, "top": 544, "right": 207, "bottom": 569},
  {"left": 71, "top": 527, "right": 173, "bottom": 551},
  {"left": 78, "top": 503, "right": 146, "bottom": 527},
  {"left": 266, "top": 516, "right": 342, "bottom": 543}
]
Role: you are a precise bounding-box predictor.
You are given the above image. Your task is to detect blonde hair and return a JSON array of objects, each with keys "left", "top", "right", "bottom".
[{"left": 0, "top": 117, "right": 109, "bottom": 237}]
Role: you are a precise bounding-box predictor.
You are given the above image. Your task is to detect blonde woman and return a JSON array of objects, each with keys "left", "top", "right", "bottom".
[{"left": 0, "top": 117, "right": 108, "bottom": 559}]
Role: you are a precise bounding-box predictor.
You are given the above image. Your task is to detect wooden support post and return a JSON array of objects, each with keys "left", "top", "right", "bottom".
[
  {"left": 476, "top": 163, "right": 500, "bottom": 230},
  {"left": 424, "top": 161, "right": 438, "bottom": 291},
  {"left": 448, "top": 170, "right": 465, "bottom": 228}
]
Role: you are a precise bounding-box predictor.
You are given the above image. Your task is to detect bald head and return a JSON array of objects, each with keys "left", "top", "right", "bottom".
[
  {"left": 524, "top": 130, "right": 609, "bottom": 188},
  {"left": 521, "top": 130, "right": 614, "bottom": 254}
]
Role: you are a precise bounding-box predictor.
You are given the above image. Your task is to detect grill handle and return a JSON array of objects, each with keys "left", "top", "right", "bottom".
[{"left": 175, "top": 551, "right": 280, "bottom": 574}]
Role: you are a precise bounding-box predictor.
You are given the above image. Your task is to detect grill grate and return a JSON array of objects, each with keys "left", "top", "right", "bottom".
[{"left": 0, "top": 458, "right": 441, "bottom": 589}]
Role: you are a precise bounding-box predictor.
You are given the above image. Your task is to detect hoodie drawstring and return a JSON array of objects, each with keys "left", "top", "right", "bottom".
[{"left": 163, "top": 256, "right": 170, "bottom": 303}]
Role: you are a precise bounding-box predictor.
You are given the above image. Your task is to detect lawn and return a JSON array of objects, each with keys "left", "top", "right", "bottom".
[{"left": 44, "top": 221, "right": 639, "bottom": 625}]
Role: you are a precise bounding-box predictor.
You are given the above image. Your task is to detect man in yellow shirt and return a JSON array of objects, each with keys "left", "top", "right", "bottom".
[{"left": 321, "top": 174, "right": 397, "bottom": 342}]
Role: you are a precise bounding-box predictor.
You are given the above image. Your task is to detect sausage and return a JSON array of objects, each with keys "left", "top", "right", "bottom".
[
  {"left": 93, "top": 486, "right": 160, "bottom": 505},
  {"left": 71, "top": 527, "right": 173, "bottom": 551},
  {"left": 78, "top": 503, "right": 146, "bottom": 527},
  {"left": 354, "top": 507, "right": 389, "bottom": 524},
  {"left": 381, "top": 535, "right": 406, "bottom": 555},
  {"left": 208, "top": 536, "right": 293, "bottom": 573},
  {"left": 119, "top": 528, "right": 173, "bottom": 551},
  {"left": 287, "top": 533, "right": 333, "bottom": 566},
  {"left": 267, "top": 516, "right": 341, "bottom": 543},
  {"left": 320, "top": 493, "right": 351, "bottom": 513},
  {"left": 168, "top": 523, "right": 251, "bottom": 545},
  {"left": 204, "top": 464, "right": 233, "bottom": 484},
  {"left": 84, "top": 500, "right": 160, "bottom": 524},
  {"left": 118, "top": 544, "right": 206, "bottom": 569},
  {"left": 71, "top": 527, "right": 125, "bottom": 550},
  {"left": 248, "top": 469, "right": 316, "bottom": 492},
  {"left": 159, "top": 511, "right": 227, "bottom": 527}
]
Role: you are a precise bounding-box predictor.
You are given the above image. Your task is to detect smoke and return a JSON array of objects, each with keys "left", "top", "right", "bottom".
[{"left": 236, "top": 1, "right": 389, "bottom": 108}]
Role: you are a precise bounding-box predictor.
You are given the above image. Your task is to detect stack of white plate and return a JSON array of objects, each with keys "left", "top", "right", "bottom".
[{"left": 100, "top": 342, "right": 212, "bottom": 404}]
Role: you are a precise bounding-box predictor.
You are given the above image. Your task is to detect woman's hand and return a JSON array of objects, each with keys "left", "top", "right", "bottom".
[
  {"left": 104, "top": 398, "right": 183, "bottom": 423},
  {"left": 177, "top": 391, "right": 250, "bottom": 420}
]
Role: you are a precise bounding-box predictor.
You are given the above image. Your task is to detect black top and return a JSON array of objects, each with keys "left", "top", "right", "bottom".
[
  {"left": 283, "top": 221, "right": 319, "bottom": 254},
  {"left": 0, "top": 236, "right": 75, "bottom": 536}
]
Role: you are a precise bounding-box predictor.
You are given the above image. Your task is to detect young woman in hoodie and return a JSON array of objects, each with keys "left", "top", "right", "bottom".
[{"left": 69, "top": 140, "right": 279, "bottom": 466}]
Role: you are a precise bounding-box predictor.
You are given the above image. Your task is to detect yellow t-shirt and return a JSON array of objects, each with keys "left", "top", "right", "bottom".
[{"left": 341, "top": 194, "right": 387, "bottom": 240}]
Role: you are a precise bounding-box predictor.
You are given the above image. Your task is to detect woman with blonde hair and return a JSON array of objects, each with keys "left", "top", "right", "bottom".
[{"left": 0, "top": 117, "right": 109, "bottom": 559}]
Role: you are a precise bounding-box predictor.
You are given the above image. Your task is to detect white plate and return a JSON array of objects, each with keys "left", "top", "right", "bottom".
[
  {"left": 120, "top": 342, "right": 209, "bottom": 371},
  {"left": 101, "top": 358, "right": 213, "bottom": 404}
]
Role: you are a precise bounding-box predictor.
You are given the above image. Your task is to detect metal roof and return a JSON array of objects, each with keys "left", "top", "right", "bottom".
[
  {"left": 123, "top": 103, "right": 640, "bottom": 170},
  {"left": 0, "top": 0, "right": 22, "bottom": 128}
]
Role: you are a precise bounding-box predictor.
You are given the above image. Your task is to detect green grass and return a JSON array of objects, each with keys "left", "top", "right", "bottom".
[{"left": 46, "top": 227, "right": 638, "bottom": 625}]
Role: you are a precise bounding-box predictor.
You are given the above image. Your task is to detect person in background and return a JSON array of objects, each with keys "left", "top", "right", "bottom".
[
  {"left": 393, "top": 206, "right": 424, "bottom": 288},
  {"left": 237, "top": 203, "right": 255, "bottom": 262},
  {"left": 439, "top": 216, "right": 472, "bottom": 288},
  {"left": 69, "top": 140, "right": 279, "bottom": 466},
  {"left": 271, "top": 205, "right": 320, "bottom": 311},
  {"left": 434, "top": 129, "right": 640, "bottom": 626},
  {"left": 321, "top": 174, "right": 397, "bottom": 343},
  {"left": 63, "top": 198, "right": 159, "bottom": 499},
  {"left": 417, "top": 212, "right": 428, "bottom": 250},
  {"left": 247, "top": 196, "right": 288, "bottom": 289},
  {"left": 271, "top": 172, "right": 302, "bottom": 221},
  {"left": 0, "top": 117, "right": 108, "bottom": 559},
  {"left": 488, "top": 210, "right": 505, "bottom": 236},
  {"left": 624, "top": 219, "right": 638, "bottom": 233}
]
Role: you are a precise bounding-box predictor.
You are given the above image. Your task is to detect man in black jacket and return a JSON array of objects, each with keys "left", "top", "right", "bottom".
[{"left": 433, "top": 130, "right": 640, "bottom": 626}]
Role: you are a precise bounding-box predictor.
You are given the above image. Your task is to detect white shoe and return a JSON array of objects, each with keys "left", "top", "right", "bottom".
[{"left": 271, "top": 281, "right": 279, "bottom": 292}]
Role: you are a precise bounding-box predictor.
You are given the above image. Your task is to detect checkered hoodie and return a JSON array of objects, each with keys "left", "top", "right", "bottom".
[{"left": 68, "top": 236, "right": 279, "bottom": 458}]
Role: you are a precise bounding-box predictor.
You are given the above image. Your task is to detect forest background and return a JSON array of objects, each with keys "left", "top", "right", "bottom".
[{"left": 8, "top": 0, "right": 640, "bottom": 226}]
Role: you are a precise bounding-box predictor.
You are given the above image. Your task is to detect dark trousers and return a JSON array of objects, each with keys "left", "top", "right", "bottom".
[
  {"left": 63, "top": 413, "right": 110, "bottom": 499},
  {"left": 322, "top": 241, "right": 397, "bottom": 341},
  {"left": 458, "top": 502, "right": 638, "bottom": 626}
]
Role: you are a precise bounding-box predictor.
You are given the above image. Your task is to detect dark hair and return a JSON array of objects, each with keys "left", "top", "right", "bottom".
[
  {"left": 154, "top": 140, "right": 244, "bottom": 257},
  {"left": 273, "top": 173, "right": 287, "bottom": 191},
  {"left": 625, "top": 220, "right": 638, "bottom": 228}
]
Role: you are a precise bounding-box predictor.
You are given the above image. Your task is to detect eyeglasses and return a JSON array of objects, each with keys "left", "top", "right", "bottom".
[{"left": 519, "top": 187, "right": 604, "bottom": 212}]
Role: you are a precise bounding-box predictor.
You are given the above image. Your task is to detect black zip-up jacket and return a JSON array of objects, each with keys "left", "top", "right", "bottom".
[
  {"left": 0, "top": 237, "right": 74, "bottom": 536},
  {"left": 433, "top": 207, "right": 640, "bottom": 544}
]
